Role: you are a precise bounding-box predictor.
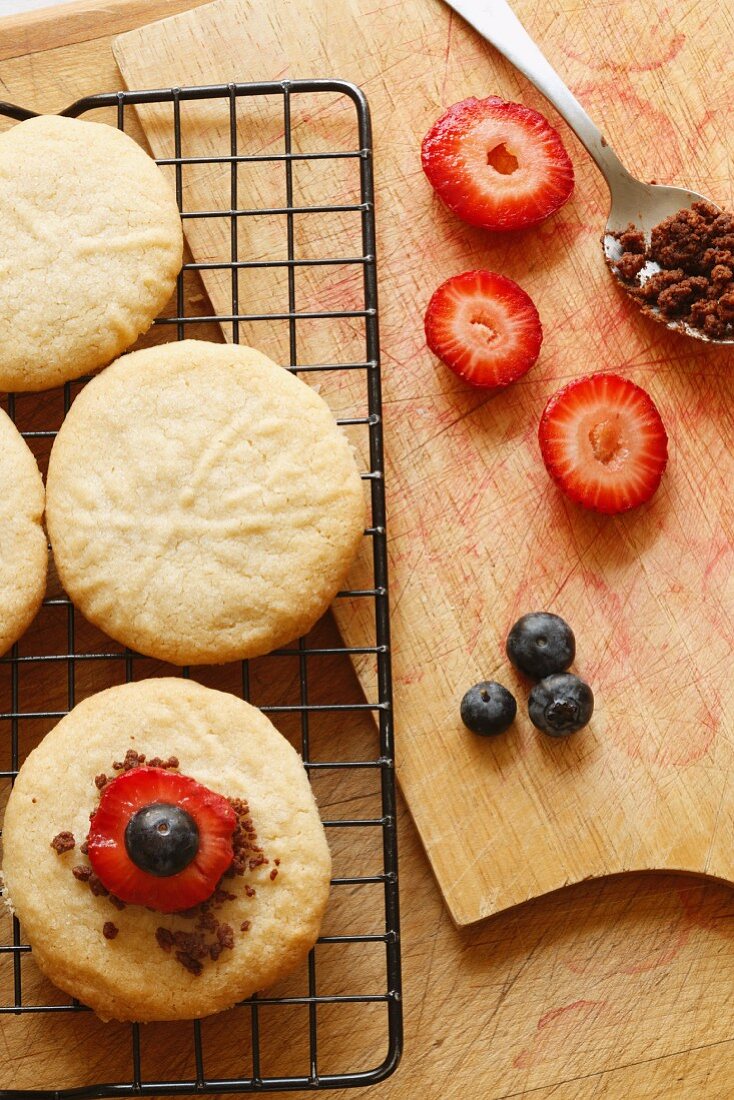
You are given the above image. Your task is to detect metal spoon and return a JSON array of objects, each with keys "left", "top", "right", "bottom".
[{"left": 443, "top": 0, "right": 733, "bottom": 345}]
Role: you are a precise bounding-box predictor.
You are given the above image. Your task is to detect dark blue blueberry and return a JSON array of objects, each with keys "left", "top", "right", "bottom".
[
  {"left": 506, "top": 612, "right": 575, "bottom": 679},
  {"left": 460, "top": 681, "right": 517, "bottom": 736},
  {"left": 528, "top": 673, "right": 594, "bottom": 737},
  {"left": 125, "top": 802, "right": 199, "bottom": 877}
]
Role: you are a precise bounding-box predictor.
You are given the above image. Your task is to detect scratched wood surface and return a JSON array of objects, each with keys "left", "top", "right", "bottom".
[
  {"left": 2, "top": 2, "right": 734, "bottom": 1099},
  {"left": 114, "top": 0, "right": 734, "bottom": 929}
]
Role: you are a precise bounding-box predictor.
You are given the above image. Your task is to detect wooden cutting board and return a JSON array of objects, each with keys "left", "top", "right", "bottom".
[{"left": 115, "top": 0, "right": 734, "bottom": 927}]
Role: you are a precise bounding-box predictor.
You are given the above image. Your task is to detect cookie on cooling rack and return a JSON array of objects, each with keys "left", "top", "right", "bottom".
[
  {"left": 1, "top": 677, "right": 331, "bottom": 1022},
  {"left": 0, "top": 408, "right": 47, "bottom": 654},
  {"left": 45, "top": 339, "right": 365, "bottom": 665},
  {"left": 0, "top": 114, "right": 183, "bottom": 392}
]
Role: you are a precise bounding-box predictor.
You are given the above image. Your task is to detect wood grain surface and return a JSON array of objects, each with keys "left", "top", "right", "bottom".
[
  {"left": 1, "top": 2, "right": 734, "bottom": 1098},
  {"left": 115, "top": 0, "right": 734, "bottom": 928}
]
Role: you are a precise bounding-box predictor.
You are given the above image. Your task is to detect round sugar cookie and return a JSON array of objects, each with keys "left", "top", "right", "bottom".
[
  {"left": 0, "top": 114, "right": 183, "bottom": 391},
  {"left": 45, "top": 340, "right": 365, "bottom": 665},
  {"left": 0, "top": 409, "right": 47, "bottom": 653},
  {"left": 1, "top": 678, "right": 331, "bottom": 1022}
]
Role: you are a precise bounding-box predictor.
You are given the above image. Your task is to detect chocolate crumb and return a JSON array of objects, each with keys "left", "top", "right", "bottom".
[
  {"left": 615, "top": 251, "right": 646, "bottom": 281},
  {"left": 618, "top": 226, "right": 645, "bottom": 254},
  {"left": 270, "top": 868, "right": 278, "bottom": 881},
  {"left": 175, "top": 951, "right": 203, "bottom": 976},
  {"left": 148, "top": 755, "right": 179, "bottom": 770},
  {"left": 240, "top": 920, "right": 250, "bottom": 932},
  {"left": 274, "top": 859, "right": 281, "bottom": 866},
  {"left": 196, "top": 910, "right": 219, "bottom": 933},
  {"left": 156, "top": 927, "right": 174, "bottom": 953},
  {"left": 225, "top": 797, "right": 267, "bottom": 879},
  {"left": 177, "top": 906, "right": 200, "bottom": 920},
  {"left": 102, "top": 922, "right": 118, "bottom": 940},
  {"left": 244, "top": 885, "right": 256, "bottom": 898},
  {"left": 94, "top": 773, "right": 108, "bottom": 790},
  {"left": 212, "top": 887, "right": 236, "bottom": 905},
  {"left": 72, "top": 865, "right": 92, "bottom": 882},
  {"left": 88, "top": 873, "right": 109, "bottom": 898},
  {"left": 112, "top": 749, "right": 146, "bottom": 772},
  {"left": 109, "top": 894, "right": 126, "bottom": 911},
  {"left": 209, "top": 942, "right": 223, "bottom": 961},
  {"left": 217, "top": 923, "right": 235, "bottom": 950},
  {"left": 51, "top": 831, "right": 75, "bottom": 854},
  {"left": 80, "top": 841, "right": 89, "bottom": 855}
]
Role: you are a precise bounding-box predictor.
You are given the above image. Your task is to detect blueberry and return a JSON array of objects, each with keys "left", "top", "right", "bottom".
[
  {"left": 506, "top": 612, "right": 575, "bottom": 679},
  {"left": 125, "top": 802, "right": 199, "bottom": 877},
  {"left": 528, "top": 673, "right": 594, "bottom": 737},
  {"left": 460, "top": 681, "right": 517, "bottom": 736}
]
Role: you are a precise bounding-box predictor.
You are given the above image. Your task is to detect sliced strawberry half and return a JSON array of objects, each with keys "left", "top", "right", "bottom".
[
  {"left": 425, "top": 270, "right": 542, "bottom": 388},
  {"left": 87, "top": 767, "right": 236, "bottom": 913},
  {"left": 539, "top": 373, "right": 668, "bottom": 514},
  {"left": 421, "top": 96, "right": 574, "bottom": 231}
]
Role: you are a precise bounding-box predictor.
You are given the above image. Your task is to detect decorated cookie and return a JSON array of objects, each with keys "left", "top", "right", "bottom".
[
  {"left": 0, "top": 114, "right": 183, "bottom": 391},
  {"left": 45, "top": 340, "right": 365, "bottom": 665},
  {"left": 1, "top": 678, "right": 331, "bottom": 1022},
  {"left": 0, "top": 409, "right": 47, "bottom": 654}
]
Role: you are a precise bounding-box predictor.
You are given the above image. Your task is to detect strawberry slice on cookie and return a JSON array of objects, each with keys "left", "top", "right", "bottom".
[
  {"left": 539, "top": 372, "right": 668, "bottom": 514},
  {"left": 425, "top": 269, "right": 542, "bottom": 388},
  {"left": 421, "top": 96, "right": 574, "bottom": 231},
  {"left": 87, "top": 767, "right": 236, "bottom": 913}
]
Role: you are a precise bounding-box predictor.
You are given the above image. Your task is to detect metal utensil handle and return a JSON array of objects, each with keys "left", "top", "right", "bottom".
[{"left": 451, "top": 0, "right": 632, "bottom": 185}]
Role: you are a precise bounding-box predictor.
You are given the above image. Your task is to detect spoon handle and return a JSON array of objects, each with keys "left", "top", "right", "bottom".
[{"left": 445, "top": 0, "right": 633, "bottom": 190}]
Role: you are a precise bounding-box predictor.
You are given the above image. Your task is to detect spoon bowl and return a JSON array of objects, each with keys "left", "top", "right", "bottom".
[{"left": 603, "top": 179, "right": 733, "bottom": 344}]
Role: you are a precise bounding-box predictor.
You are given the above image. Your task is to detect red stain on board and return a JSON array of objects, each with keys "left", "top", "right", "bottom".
[
  {"left": 677, "top": 884, "right": 734, "bottom": 941},
  {"left": 687, "top": 103, "right": 731, "bottom": 199},
  {"left": 569, "top": 82, "right": 684, "bottom": 184},
  {"left": 565, "top": 893, "right": 691, "bottom": 977},
  {"left": 607, "top": 690, "right": 719, "bottom": 769},
  {"left": 560, "top": 7, "right": 685, "bottom": 73},
  {"left": 512, "top": 1000, "right": 607, "bottom": 1069}
]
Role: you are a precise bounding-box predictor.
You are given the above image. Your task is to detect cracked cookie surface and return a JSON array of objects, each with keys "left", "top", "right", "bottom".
[
  {"left": 45, "top": 340, "right": 365, "bottom": 664},
  {"left": 0, "top": 114, "right": 182, "bottom": 391}
]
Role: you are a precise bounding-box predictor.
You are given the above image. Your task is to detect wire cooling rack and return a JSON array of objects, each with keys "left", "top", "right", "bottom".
[{"left": 0, "top": 80, "right": 401, "bottom": 1097}]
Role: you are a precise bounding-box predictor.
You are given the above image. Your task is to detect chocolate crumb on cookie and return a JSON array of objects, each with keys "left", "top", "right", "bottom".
[
  {"left": 51, "top": 832, "right": 75, "bottom": 854},
  {"left": 156, "top": 928, "right": 174, "bottom": 953},
  {"left": 113, "top": 749, "right": 146, "bottom": 772},
  {"left": 88, "top": 873, "right": 109, "bottom": 898},
  {"left": 103, "top": 922, "right": 119, "bottom": 940}
]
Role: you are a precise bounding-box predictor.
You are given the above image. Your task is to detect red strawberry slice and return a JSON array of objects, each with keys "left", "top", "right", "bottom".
[
  {"left": 424, "top": 270, "right": 542, "bottom": 388},
  {"left": 87, "top": 767, "right": 236, "bottom": 913},
  {"left": 539, "top": 373, "right": 668, "bottom": 514},
  {"left": 421, "top": 96, "right": 574, "bottom": 231}
]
